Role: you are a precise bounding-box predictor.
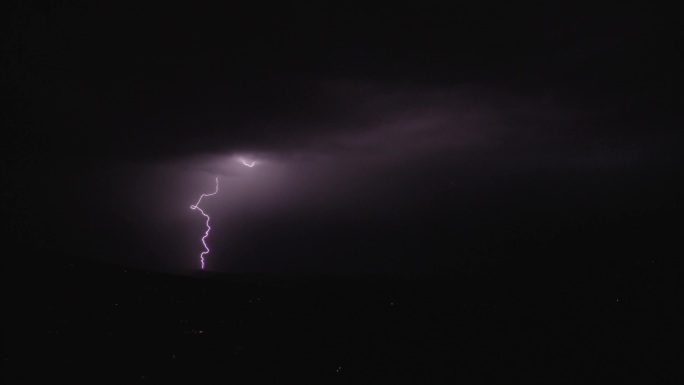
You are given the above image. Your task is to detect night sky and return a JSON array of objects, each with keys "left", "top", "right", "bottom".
[
  {"left": 3, "top": 2, "right": 684, "bottom": 383},
  {"left": 5, "top": 1, "right": 682, "bottom": 274}
]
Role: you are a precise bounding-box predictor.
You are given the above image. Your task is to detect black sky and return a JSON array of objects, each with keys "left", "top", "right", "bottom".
[{"left": 4, "top": 1, "right": 682, "bottom": 274}]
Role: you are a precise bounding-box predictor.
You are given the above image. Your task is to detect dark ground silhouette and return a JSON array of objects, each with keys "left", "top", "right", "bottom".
[{"left": 3, "top": 226, "right": 679, "bottom": 384}]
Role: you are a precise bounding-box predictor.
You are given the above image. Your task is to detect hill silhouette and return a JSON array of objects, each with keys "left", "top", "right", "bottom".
[{"left": 2, "top": 252, "right": 678, "bottom": 383}]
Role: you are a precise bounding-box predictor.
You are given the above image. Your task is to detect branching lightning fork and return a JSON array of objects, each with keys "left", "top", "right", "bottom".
[
  {"left": 190, "top": 177, "right": 219, "bottom": 269},
  {"left": 190, "top": 160, "right": 255, "bottom": 269}
]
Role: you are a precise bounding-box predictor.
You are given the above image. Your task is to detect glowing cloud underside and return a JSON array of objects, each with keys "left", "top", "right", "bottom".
[{"left": 190, "top": 177, "right": 219, "bottom": 269}]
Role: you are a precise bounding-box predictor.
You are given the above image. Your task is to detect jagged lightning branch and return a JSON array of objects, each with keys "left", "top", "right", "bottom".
[
  {"left": 240, "top": 158, "right": 255, "bottom": 167},
  {"left": 190, "top": 177, "right": 219, "bottom": 269}
]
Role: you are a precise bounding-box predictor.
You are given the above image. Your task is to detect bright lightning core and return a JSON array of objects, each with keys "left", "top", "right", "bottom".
[
  {"left": 190, "top": 177, "right": 219, "bottom": 269},
  {"left": 239, "top": 158, "right": 256, "bottom": 167}
]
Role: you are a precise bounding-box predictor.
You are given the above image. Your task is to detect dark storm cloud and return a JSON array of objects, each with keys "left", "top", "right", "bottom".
[
  {"left": 92, "top": 80, "right": 667, "bottom": 273},
  {"left": 8, "top": 0, "right": 679, "bottom": 166},
  {"left": 6, "top": 1, "right": 681, "bottom": 273}
]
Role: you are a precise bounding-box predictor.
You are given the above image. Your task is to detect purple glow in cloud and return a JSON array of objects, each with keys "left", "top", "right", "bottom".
[
  {"left": 190, "top": 177, "right": 219, "bottom": 269},
  {"left": 190, "top": 159, "right": 256, "bottom": 269}
]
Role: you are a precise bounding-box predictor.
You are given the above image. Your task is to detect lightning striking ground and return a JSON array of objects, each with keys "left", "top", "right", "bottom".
[
  {"left": 189, "top": 160, "right": 255, "bottom": 269},
  {"left": 190, "top": 177, "right": 219, "bottom": 269}
]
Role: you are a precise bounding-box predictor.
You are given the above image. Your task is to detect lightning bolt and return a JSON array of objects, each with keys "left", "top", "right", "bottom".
[
  {"left": 190, "top": 177, "right": 219, "bottom": 269},
  {"left": 189, "top": 159, "right": 255, "bottom": 269}
]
